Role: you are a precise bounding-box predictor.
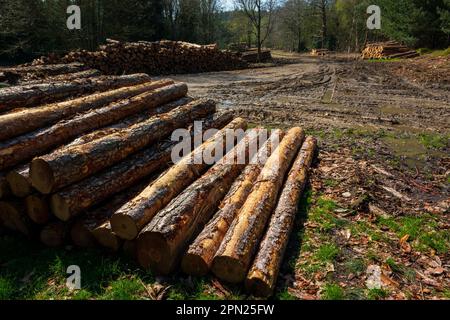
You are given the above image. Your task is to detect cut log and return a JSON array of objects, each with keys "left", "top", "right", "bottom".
[
  {"left": 92, "top": 221, "right": 123, "bottom": 252},
  {"left": 30, "top": 98, "right": 214, "bottom": 194},
  {"left": 0, "top": 173, "right": 10, "bottom": 199},
  {"left": 0, "top": 83, "right": 188, "bottom": 170},
  {"left": 181, "top": 129, "right": 284, "bottom": 276},
  {"left": 25, "top": 194, "right": 50, "bottom": 225},
  {"left": 0, "top": 63, "right": 86, "bottom": 77},
  {"left": 70, "top": 177, "right": 156, "bottom": 248},
  {"left": 0, "top": 200, "right": 36, "bottom": 237},
  {"left": 22, "top": 69, "right": 101, "bottom": 85},
  {"left": 51, "top": 110, "right": 232, "bottom": 221},
  {"left": 0, "top": 73, "right": 151, "bottom": 113},
  {"left": 0, "top": 79, "right": 174, "bottom": 141},
  {"left": 111, "top": 117, "right": 248, "bottom": 240},
  {"left": 211, "top": 127, "right": 305, "bottom": 283},
  {"left": 137, "top": 129, "right": 262, "bottom": 274},
  {"left": 246, "top": 136, "right": 317, "bottom": 297},
  {"left": 40, "top": 221, "right": 70, "bottom": 247},
  {"left": 6, "top": 164, "right": 32, "bottom": 197}
]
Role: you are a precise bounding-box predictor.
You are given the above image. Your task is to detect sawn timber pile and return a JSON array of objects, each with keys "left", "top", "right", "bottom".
[
  {"left": 0, "top": 73, "right": 317, "bottom": 298},
  {"left": 34, "top": 39, "right": 248, "bottom": 75},
  {"left": 361, "top": 41, "right": 419, "bottom": 59}
]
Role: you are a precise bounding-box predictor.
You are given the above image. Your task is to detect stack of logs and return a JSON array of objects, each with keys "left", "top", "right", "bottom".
[
  {"left": 311, "top": 48, "right": 329, "bottom": 56},
  {"left": 240, "top": 49, "right": 272, "bottom": 63},
  {"left": 0, "top": 67, "right": 316, "bottom": 298},
  {"left": 32, "top": 39, "right": 248, "bottom": 75},
  {"left": 361, "top": 41, "right": 419, "bottom": 59}
]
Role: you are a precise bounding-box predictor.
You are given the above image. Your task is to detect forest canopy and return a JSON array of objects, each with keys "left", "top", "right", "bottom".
[{"left": 0, "top": 0, "right": 449, "bottom": 61}]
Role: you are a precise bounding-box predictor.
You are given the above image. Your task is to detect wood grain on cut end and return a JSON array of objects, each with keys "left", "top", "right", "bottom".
[
  {"left": 110, "top": 214, "right": 139, "bottom": 240},
  {"left": 30, "top": 159, "right": 54, "bottom": 194},
  {"left": 91, "top": 221, "right": 122, "bottom": 251},
  {"left": 181, "top": 253, "right": 209, "bottom": 276},
  {"left": 25, "top": 194, "right": 50, "bottom": 224},
  {"left": 245, "top": 275, "right": 272, "bottom": 298},
  {"left": 50, "top": 194, "right": 70, "bottom": 221},
  {"left": 6, "top": 169, "right": 32, "bottom": 197},
  {"left": 70, "top": 219, "right": 96, "bottom": 247},
  {"left": 137, "top": 232, "right": 170, "bottom": 274}
]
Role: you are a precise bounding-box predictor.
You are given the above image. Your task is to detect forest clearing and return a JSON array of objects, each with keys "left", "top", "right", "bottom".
[{"left": 0, "top": 0, "right": 449, "bottom": 305}]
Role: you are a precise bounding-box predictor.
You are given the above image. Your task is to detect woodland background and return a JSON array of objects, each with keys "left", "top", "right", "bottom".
[{"left": 0, "top": 0, "right": 449, "bottom": 62}]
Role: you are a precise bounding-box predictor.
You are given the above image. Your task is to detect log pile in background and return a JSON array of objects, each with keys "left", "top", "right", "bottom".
[
  {"left": 33, "top": 39, "right": 248, "bottom": 75},
  {"left": 362, "top": 41, "right": 419, "bottom": 59},
  {"left": 240, "top": 49, "right": 272, "bottom": 63},
  {"left": 311, "top": 48, "right": 330, "bottom": 56},
  {"left": 0, "top": 68, "right": 317, "bottom": 298}
]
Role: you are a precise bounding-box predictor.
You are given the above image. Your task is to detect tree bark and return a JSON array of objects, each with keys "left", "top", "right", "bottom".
[
  {"left": 181, "top": 129, "right": 284, "bottom": 276},
  {"left": 110, "top": 117, "right": 247, "bottom": 241},
  {"left": 137, "top": 130, "right": 261, "bottom": 274},
  {"left": 0, "top": 79, "right": 174, "bottom": 141},
  {"left": 70, "top": 177, "right": 156, "bottom": 248},
  {"left": 25, "top": 194, "right": 50, "bottom": 225},
  {"left": 0, "top": 73, "right": 151, "bottom": 113},
  {"left": 0, "top": 83, "right": 188, "bottom": 171},
  {"left": 51, "top": 110, "right": 232, "bottom": 221},
  {"left": 246, "top": 136, "right": 317, "bottom": 297},
  {"left": 0, "top": 172, "right": 10, "bottom": 199},
  {"left": 21, "top": 69, "right": 101, "bottom": 85},
  {"left": 30, "top": 98, "right": 213, "bottom": 194},
  {"left": 211, "top": 127, "right": 305, "bottom": 283},
  {"left": 0, "top": 63, "right": 86, "bottom": 77},
  {"left": 6, "top": 164, "right": 32, "bottom": 197},
  {"left": 0, "top": 200, "right": 37, "bottom": 237}
]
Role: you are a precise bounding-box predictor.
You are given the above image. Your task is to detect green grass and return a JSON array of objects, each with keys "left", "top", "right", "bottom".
[
  {"left": 367, "top": 58, "right": 401, "bottom": 63},
  {"left": 322, "top": 284, "right": 345, "bottom": 300},
  {"left": 344, "top": 258, "right": 366, "bottom": 275},
  {"left": 430, "top": 47, "right": 450, "bottom": 57},
  {"left": 418, "top": 133, "right": 449, "bottom": 150},
  {"left": 367, "top": 288, "right": 389, "bottom": 300},
  {"left": 316, "top": 244, "right": 340, "bottom": 262}
]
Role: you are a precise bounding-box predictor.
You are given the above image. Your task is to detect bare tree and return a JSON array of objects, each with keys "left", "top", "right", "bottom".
[{"left": 235, "top": 0, "right": 276, "bottom": 61}]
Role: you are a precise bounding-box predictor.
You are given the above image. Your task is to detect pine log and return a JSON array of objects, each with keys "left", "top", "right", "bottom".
[
  {"left": 92, "top": 221, "right": 123, "bottom": 252},
  {"left": 0, "top": 83, "right": 188, "bottom": 170},
  {"left": 30, "top": 98, "right": 213, "bottom": 194},
  {"left": 6, "top": 164, "right": 32, "bottom": 197},
  {"left": 70, "top": 177, "right": 156, "bottom": 248},
  {"left": 51, "top": 110, "right": 232, "bottom": 221},
  {"left": 137, "top": 130, "right": 261, "bottom": 274},
  {"left": 245, "top": 136, "right": 317, "bottom": 297},
  {"left": 0, "top": 200, "right": 36, "bottom": 237},
  {"left": 0, "top": 63, "right": 86, "bottom": 77},
  {"left": 181, "top": 129, "right": 284, "bottom": 276},
  {"left": 40, "top": 221, "right": 70, "bottom": 247},
  {"left": 211, "top": 127, "right": 305, "bottom": 283},
  {"left": 0, "top": 173, "right": 10, "bottom": 199},
  {"left": 110, "top": 117, "right": 248, "bottom": 241},
  {"left": 22, "top": 69, "right": 101, "bottom": 85},
  {"left": 0, "top": 79, "right": 174, "bottom": 141},
  {"left": 25, "top": 194, "right": 50, "bottom": 225},
  {"left": 0, "top": 73, "right": 151, "bottom": 113}
]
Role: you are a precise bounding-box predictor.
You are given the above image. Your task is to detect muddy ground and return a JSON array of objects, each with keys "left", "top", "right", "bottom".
[{"left": 164, "top": 52, "right": 450, "bottom": 299}]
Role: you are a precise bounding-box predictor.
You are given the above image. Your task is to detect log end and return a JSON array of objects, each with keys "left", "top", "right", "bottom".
[
  {"left": 50, "top": 194, "right": 71, "bottom": 221},
  {"left": 25, "top": 195, "right": 50, "bottom": 225},
  {"left": 30, "top": 159, "right": 55, "bottom": 194},
  {"left": 137, "top": 232, "right": 172, "bottom": 275},
  {"left": 211, "top": 256, "right": 247, "bottom": 284},
  {"left": 6, "top": 171, "right": 32, "bottom": 198},
  {"left": 181, "top": 253, "right": 210, "bottom": 277},
  {"left": 92, "top": 228, "right": 122, "bottom": 252},
  {"left": 245, "top": 276, "right": 273, "bottom": 298},
  {"left": 110, "top": 214, "right": 139, "bottom": 241},
  {"left": 70, "top": 220, "right": 96, "bottom": 247}
]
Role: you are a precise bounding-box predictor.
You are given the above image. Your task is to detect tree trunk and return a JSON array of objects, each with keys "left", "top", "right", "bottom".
[
  {"left": 246, "top": 136, "right": 317, "bottom": 297},
  {"left": 0, "top": 173, "right": 10, "bottom": 199},
  {"left": 181, "top": 130, "right": 283, "bottom": 276},
  {"left": 25, "top": 194, "right": 50, "bottom": 225},
  {"left": 0, "top": 79, "right": 174, "bottom": 141},
  {"left": 211, "top": 127, "right": 305, "bottom": 283},
  {"left": 0, "top": 73, "right": 151, "bottom": 113},
  {"left": 30, "top": 98, "right": 213, "bottom": 194},
  {"left": 51, "top": 110, "right": 232, "bottom": 221},
  {"left": 70, "top": 176, "right": 157, "bottom": 248},
  {"left": 6, "top": 164, "right": 32, "bottom": 197},
  {"left": 40, "top": 221, "right": 70, "bottom": 247},
  {"left": 110, "top": 117, "right": 247, "bottom": 241},
  {"left": 0, "top": 83, "right": 188, "bottom": 171},
  {"left": 137, "top": 130, "right": 261, "bottom": 274},
  {"left": 0, "top": 200, "right": 37, "bottom": 237}
]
